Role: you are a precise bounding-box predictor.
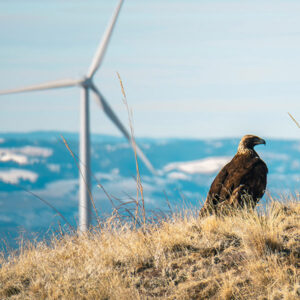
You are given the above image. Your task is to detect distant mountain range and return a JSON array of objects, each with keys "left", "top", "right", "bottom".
[{"left": 0, "top": 131, "right": 299, "bottom": 249}]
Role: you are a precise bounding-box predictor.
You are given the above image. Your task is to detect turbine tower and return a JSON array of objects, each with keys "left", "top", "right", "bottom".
[{"left": 0, "top": 0, "right": 155, "bottom": 232}]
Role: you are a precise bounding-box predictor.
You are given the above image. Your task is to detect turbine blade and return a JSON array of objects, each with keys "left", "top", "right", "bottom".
[
  {"left": 90, "top": 85, "right": 156, "bottom": 175},
  {"left": 0, "top": 78, "right": 82, "bottom": 96},
  {"left": 87, "top": 0, "right": 124, "bottom": 79}
]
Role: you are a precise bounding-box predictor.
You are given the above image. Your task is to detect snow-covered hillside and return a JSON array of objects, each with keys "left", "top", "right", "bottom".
[{"left": 0, "top": 132, "right": 299, "bottom": 248}]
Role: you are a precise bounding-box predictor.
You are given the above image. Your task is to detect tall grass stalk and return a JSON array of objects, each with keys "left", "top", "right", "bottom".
[{"left": 117, "top": 72, "right": 146, "bottom": 229}]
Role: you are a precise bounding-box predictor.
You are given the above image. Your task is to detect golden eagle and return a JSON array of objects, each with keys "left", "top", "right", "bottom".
[{"left": 200, "top": 135, "right": 268, "bottom": 215}]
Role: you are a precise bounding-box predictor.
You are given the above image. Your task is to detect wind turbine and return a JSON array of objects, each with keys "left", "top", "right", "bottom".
[{"left": 0, "top": 0, "right": 156, "bottom": 232}]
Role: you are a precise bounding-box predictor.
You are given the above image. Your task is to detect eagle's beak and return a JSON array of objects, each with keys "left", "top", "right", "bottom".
[{"left": 256, "top": 138, "right": 266, "bottom": 146}]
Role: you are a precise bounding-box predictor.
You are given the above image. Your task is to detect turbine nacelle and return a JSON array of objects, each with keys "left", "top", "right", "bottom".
[{"left": 80, "top": 77, "right": 93, "bottom": 89}]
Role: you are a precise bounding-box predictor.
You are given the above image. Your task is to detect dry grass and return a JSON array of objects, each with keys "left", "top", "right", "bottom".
[{"left": 0, "top": 200, "right": 299, "bottom": 299}]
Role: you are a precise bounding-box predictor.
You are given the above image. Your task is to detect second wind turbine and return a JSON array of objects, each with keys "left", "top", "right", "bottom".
[{"left": 0, "top": 0, "right": 156, "bottom": 232}]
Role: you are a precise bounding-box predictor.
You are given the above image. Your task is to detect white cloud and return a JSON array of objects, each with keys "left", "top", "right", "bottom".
[
  {"left": 105, "top": 144, "right": 130, "bottom": 152},
  {"left": 32, "top": 179, "right": 78, "bottom": 198},
  {"left": 0, "top": 146, "right": 53, "bottom": 165},
  {"left": 263, "top": 152, "right": 289, "bottom": 161},
  {"left": 167, "top": 172, "right": 189, "bottom": 180},
  {"left": 293, "top": 143, "right": 300, "bottom": 152},
  {"left": 47, "top": 164, "right": 60, "bottom": 172},
  {"left": 0, "top": 152, "right": 28, "bottom": 164},
  {"left": 291, "top": 160, "right": 300, "bottom": 170},
  {"left": 0, "top": 168, "right": 38, "bottom": 184},
  {"left": 17, "top": 146, "right": 53, "bottom": 157},
  {"left": 163, "top": 156, "right": 230, "bottom": 174},
  {"left": 95, "top": 169, "right": 120, "bottom": 182}
]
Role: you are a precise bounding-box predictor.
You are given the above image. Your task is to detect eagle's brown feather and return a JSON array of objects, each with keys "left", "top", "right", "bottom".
[{"left": 200, "top": 135, "right": 268, "bottom": 215}]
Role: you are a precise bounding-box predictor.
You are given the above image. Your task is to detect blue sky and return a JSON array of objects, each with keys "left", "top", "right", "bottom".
[{"left": 1, "top": 0, "right": 300, "bottom": 139}]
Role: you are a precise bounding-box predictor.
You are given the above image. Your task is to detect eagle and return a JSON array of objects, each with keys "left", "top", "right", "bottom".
[{"left": 200, "top": 135, "right": 268, "bottom": 215}]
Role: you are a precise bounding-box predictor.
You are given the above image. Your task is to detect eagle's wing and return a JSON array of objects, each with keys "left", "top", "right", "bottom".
[
  {"left": 200, "top": 161, "right": 231, "bottom": 214},
  {"left": 229, "top": 159, "right": 268, "bottom": 207},
  {"left": 201, "top": 156, "right": 268, "bottom": 215}
]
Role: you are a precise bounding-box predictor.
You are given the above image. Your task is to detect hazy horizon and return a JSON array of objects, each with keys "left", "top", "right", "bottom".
[{"left": 0, "top": 129, "right": 299, "bottom": 141}]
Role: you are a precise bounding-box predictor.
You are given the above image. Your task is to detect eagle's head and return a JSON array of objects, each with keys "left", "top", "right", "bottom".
[{"left": 237, "top": 134, "right": 266, "bottom": 154}]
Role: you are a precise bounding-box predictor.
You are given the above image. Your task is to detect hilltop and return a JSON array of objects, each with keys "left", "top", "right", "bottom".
[{"left": 0, "top": 200, "right": 299, "bottom": 299}]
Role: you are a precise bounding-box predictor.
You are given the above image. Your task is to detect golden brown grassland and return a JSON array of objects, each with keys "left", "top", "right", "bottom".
[{"left": 0, "top": 200, "right": 299, "bottom": 299}]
